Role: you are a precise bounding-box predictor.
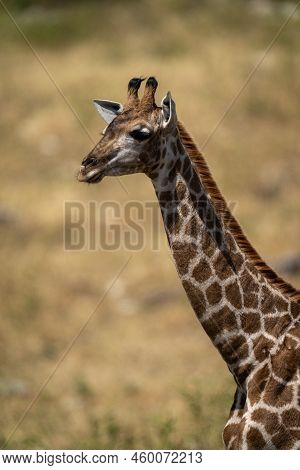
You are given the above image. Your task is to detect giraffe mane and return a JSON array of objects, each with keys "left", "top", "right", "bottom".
[{"left": 177, "top": 121, "right": 300, "bottom": 304}]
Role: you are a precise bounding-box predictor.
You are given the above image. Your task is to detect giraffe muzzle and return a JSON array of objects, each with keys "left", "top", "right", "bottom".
[
  {"left": 77, "top": 151, "right": 116, "bottom": 184},
  {"left": 77, "top": 165, "right": 105, "bottom": 184},
  {"left": 78, "top": 148, "right": 144, "bottom": 184}
]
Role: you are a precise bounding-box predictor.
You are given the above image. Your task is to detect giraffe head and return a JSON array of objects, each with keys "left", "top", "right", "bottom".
[{"left": 78, "top": 77, "right": 177, "bottom": 183}]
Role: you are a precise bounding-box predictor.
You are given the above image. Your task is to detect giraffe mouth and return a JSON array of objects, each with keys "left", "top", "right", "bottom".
[
  {"left": 77, "top": 166, "right": 105, "bottom": 184},
  {"left": 78, "top": 159, "right": 144, "bottom": 184},
  {"left": 78, "top": 149, "right": 118, "bottom": 184}
]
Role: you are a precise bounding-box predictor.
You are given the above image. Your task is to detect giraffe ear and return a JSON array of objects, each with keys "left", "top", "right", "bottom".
[
  {"left": 93, "top": 99, "right": 123, "bottom": 124},
  {"left": 161, "top": 92, "right": 176, "bottom": 128}
]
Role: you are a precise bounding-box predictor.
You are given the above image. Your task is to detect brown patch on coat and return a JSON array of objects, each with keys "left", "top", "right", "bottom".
[
  {"left": 206, "top": 282, "right": 222, "bottom": 305},
  {"left": 246, "top": 427, "right": 266, "bottom": 449},
  {"left": 271, "top": 428, "right": 294, "bottom": 449},
  {"left": 192, "top": 259, "right": 212, "bottom": 282},
  {"left": 241, "top": 311, "right": 261, "bottom": 334},
  {"left": 251, "top": 408, "right": 280, "bottom": 435},
  {"left": 202, "top": 305, "right": 238, "bottom": 340},
  {"left": 264, "top": 378, "right": 293, "bottom": 407},
  {"left": 225, "top": 280, "right": 242, "bottom": 310},
  {"left": 281, "top": 408, "right": 300, "bottom": 428}
]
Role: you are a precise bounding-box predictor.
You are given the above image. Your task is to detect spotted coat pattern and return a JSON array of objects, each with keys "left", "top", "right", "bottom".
[
  {"left": 151, "top": 131, "right": 300, "bottom": 450},
  {"left": 79, "top": 77, "right": 300, "bottom": 449}
]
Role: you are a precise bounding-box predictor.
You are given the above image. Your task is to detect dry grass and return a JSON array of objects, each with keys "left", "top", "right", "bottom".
[{"left": 0, "top": 0, "right": 299, "bottom": 449}]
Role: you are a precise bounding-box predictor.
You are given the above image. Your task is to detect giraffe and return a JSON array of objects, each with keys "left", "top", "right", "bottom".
[{"left": 77, "top": 77, "right": 300, "bottom": 449}]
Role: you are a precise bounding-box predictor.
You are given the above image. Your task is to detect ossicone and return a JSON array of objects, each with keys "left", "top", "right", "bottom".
[{"left": 140, "top": 76, "right": 158, "bottom": 109}]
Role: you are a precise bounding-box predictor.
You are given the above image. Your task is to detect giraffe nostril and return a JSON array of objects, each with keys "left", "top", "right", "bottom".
[{"left": 82, "top": 156, "right": 97, "bottom": 168}]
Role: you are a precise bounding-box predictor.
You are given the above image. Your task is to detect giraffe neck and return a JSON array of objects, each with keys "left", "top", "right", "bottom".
[{"left": 151, "top": 133, "right": 296, "bottom": 386}]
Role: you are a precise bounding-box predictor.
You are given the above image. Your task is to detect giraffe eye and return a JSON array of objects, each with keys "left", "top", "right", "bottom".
[{"left": 129, "top": 128, "right": 151, "bottom": 141}]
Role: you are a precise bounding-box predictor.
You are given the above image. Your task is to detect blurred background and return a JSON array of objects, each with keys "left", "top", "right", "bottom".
[{"left": 0, "top": 0, "right": 299, "bottom": 450}]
